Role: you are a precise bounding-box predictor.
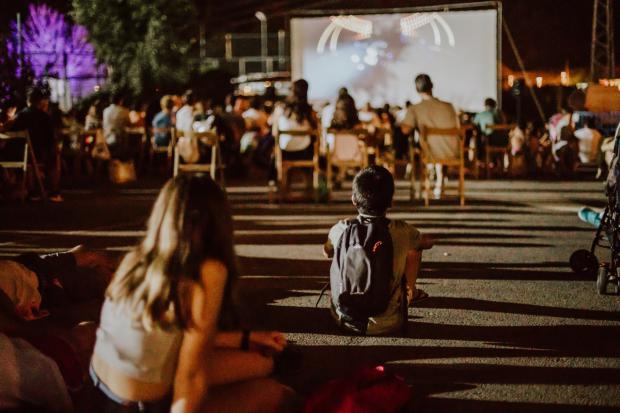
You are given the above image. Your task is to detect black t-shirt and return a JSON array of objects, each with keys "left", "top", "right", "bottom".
[{"left": 11, "top": 106, "right": 55, "bottom": 154}]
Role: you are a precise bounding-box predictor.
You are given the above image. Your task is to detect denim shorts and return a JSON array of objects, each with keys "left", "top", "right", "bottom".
[{"left": 89, "top": 365, "right": 171, "bottom": 413}]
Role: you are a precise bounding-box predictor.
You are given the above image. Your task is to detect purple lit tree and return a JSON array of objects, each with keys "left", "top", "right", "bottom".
[{"left": 9, "top": 4, "right": 105, "bottom": 99}]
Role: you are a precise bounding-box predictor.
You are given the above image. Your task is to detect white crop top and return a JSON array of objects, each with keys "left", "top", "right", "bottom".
[{"left": 93, "top": 299, "right": 183, "bottom": 385}]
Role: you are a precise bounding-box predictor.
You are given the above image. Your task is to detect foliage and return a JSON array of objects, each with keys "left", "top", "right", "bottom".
[
  {"left": 8, "top": 4, "right": 104, "bottom": 98},
  {"left": 0, "top": 33, "right": 35, "bottom": 108},
  {"left": 72, "top": 0, "right": 200, "bottom": 98}
]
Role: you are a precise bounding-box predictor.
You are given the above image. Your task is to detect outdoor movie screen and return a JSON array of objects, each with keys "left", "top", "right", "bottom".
[{"left": 291, "top": 9, "right": 498, "bottom": 113}]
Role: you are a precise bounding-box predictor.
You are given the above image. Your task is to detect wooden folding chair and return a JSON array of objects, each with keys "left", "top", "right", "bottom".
[
  {"left": 0, "top": 130, "right": 46, "bottom": 201},
  {"left": 326, "top": 127, "right": 369, "bottom": 192},
  {"left": 149, "top": 126, "right": 176, "bottom": 172},
  {"left": 485, "top": 124, "right": 516, "bottom": 178},
  {"left": 274, "top": 129, "right": 320, "bottom": 202},
  {"left": 419, "top": 127, "right": 465, "bottom": 206},
  {"left": 173, "top": 130, "right": 225, "bottom": 187}
]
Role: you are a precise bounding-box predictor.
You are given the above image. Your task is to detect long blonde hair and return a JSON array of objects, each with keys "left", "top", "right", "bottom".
[{"left": 107, "top": 174, "right": 236, "bottom": 331}]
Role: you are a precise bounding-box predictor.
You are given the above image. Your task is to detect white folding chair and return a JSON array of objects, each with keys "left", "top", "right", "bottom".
[{"left": 173, "top": 130, "right": 225, "bottom": 187}]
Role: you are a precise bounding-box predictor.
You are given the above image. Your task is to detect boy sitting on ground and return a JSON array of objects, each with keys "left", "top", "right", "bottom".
[{"left": 323, "top": 165, "right": 433, "bottom": 335}]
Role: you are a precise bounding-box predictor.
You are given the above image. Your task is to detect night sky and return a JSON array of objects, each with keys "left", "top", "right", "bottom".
[{"left": 1, "top": 0, "right": 619, "bottom": 72}]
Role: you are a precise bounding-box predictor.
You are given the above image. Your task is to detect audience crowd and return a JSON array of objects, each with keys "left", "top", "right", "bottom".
[
  {"left": 1, "top": 74, "right": 618, "bottom": 202},
  {"left": 1, "top": 74, "right": 620, "bottom": 411}
]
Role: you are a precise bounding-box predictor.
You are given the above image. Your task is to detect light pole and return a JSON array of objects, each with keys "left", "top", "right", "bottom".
[{"left": 255, "top": 11, "right": 267, "bottom": 73}]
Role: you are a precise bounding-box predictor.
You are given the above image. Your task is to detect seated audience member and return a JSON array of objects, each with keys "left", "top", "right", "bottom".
[
  {"left": 574, "top": 117, "right": 602, "bottom": 164},
  {"left": 269, "top": 79, "right": 318, "bottom": 183},
  {"left": 272, "top": 79, "right": 317, "bottom": 155},
  {"left": 103, "top": 91, "right": 131, "bottom": 150},
  {"left": 152, "top": 95, "right": 175, "bottom": 147},
  {"left": 0, "top": 246, "right": 116, "bottom": 320},
  {"left": 241, "top": 97, "right": 270, "bottom": 154},
  {"left": 90, "top": 174, "right": 293, "bottom": 413},
  {"left": 85, "top": 103, "right": 102, "bottom": 130},
  {"left": 192, "top": 99, "right": 215, "bottom": 133},
  {"left": 401, "top": 74, "right": 460, "bottom": 199},
  {"left": 323, "top": 166, "right": 434, "bottom": 335},
  {"left": 473, "top": 98, "right": 501, "bottom": 141},
  {"left": 330, "top": 87, "right": 359, "bottom": 130},
  {"left": 358, "top": 102, "right": 379, "bottom": 125},
  {"left": 176, "top": 89, "right": 196, "bottom": 134},
  {"left": 9, "top": 86, "right": 63, "bottom": 202}
]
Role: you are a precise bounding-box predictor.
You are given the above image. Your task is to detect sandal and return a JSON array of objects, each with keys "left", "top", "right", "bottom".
[{"left": 408, "top": 288, "right": 429, "bottom": 307}]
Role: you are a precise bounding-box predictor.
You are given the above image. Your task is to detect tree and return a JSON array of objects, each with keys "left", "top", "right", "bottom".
[
  {"left": 8, "top": 4, "right": 104, "bottom": 100},
  {"left": 0, "top": 33, "right": 35, "bottom": 108},
  {"left": 72, "top": 0, "right": 200, "bottom": 97}
]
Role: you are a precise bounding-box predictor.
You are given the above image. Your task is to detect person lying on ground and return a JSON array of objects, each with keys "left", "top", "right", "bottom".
[
  {"left": 0, "top": 245, "right": 116, "bottom": 321},
  {"left": 323, "top": 165, "right": 434, "bottom": 335}
]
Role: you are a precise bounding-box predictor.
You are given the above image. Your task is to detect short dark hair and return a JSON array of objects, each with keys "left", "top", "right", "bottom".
[
  {"left": 484, "top": 98, "right": 497, "bottom": 109},
  {"left": 27, "top": 86, "right": 48, "bottom": 106},
  {"left": 352, "top": 166, "right": 395, "bottom": 216},
  {"left": 415, "top": 74, "right": 433, "bottom": 94},
  {"left": 111, "top": 91, "right": 124, "bottom": 105}
]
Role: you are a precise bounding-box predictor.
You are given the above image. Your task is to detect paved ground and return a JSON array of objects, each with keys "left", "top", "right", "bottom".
[{"left": 1, "top": 178, "right": 619, "bottom": 412}]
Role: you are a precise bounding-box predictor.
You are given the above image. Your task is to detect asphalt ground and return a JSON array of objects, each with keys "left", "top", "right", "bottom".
[{"left": 1, "top": 178, "right": 619, "bottom": 412}]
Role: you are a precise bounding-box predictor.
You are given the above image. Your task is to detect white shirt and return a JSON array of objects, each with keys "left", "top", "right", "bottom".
[
  {"left": 102, "top": 104, "right": 130, "bottom": 145},
  {"left": 574, "top": 126, "right": 603, "bottom": 163},
  {"left": 175, "top": 104, "right": 194, "bottom": 133},
  {"left": 272, "top": 106, "right": 312, "bottom": 152}
]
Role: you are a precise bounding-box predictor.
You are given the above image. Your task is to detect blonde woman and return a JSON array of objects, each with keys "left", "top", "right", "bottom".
[{"left": 90, "top": 174, "right": 292, "bottom": 412}]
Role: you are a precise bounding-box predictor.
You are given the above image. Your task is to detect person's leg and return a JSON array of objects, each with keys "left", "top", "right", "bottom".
[
  {"left": 206, "top": 378, "right": 297, "bottom": 413},
  {"left": 208, "top": 349, "right": 274, "bottom": 386},
  {"left": 433, "top": 163, "right": 443, "bottom": 197}
]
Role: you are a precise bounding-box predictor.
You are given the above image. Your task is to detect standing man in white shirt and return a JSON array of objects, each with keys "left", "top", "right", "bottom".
[
  {"left": 175, "top": 90, "right": 195, "bottom": 134},
  {"left": 401, "top": 74, "right": 460, "bottom": 199},
  {"left": 102, "top": 91, "right": 130, "bottom": 152}
]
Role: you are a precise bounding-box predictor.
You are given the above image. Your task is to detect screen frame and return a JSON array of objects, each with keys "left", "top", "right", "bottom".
[{"left": 286, "top": 1, "right": 503, "bottom": 110}]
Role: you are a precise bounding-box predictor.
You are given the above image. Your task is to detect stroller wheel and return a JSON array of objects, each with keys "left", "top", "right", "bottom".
[
  {"left": 569, "top": 249, "right": 599, "bottom": 277},
  {"left": 597, "top": 266, "right": 609, "bottom": 295}
]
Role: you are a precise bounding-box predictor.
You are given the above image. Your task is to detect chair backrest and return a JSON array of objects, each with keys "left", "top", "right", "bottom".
[
  {"left": 151, "top": 126, "right": 176, "bottom": 147},
  {"left": 0, "top": 130, "right": 30, "bottom": 141},
  {"left": 125, "top": 126, "right": 146, "bottom": 135},
  {"left": 488, "top": 124, "right": 516, "bottom": 132},
  {"left": 327, "top": 128, "right": 367, "bottom": 163},
  {"left": 275, "top": 129, "right": 315, "bottom": 150},
  {"left": 420, "top": 127, "right": 463, "bottom": 163},
  {"left": 277, "top": 129, "right": 314, "bottom": 137}
]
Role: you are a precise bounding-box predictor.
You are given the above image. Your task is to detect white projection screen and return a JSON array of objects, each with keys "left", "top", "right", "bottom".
[{"left": 291, "top": 7, "right": 499, "bottom": 113}]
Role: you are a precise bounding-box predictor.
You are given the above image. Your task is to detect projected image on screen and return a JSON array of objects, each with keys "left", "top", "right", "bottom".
[{"left": 291, "top": 10, "right": 497, "bottom": 112}]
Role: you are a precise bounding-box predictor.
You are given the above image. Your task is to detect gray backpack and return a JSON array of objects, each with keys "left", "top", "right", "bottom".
[{"left": 330, "top": 217, "right": 394, "bottom": 328}]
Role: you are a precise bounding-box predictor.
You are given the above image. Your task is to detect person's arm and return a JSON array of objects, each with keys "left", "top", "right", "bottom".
[
  {"left": 400, "top": 106, "right": 416, "bottom": 135},
  {"left": 171, "top": 260, "right": 227, "bottom": 413},
  {"left": 214, "top": 331, "right": 287, "bottom": 353},
  {"left": 418, "top": 234, "right": 434, "bottom": 250},
  {"left": 323, "top": 222, "right": 345, "bottom": 258},
  {"left": 323, "top": 241, "right": 334, "bottom": 259}
]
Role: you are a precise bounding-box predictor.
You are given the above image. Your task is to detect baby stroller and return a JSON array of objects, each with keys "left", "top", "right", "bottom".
[{"left": 569, "top": 122, "right": 620, "bottom": 295}]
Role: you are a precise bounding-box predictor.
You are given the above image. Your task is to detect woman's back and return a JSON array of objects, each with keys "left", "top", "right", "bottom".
[{"left": 93, "top": 299, "right": 183, "bottom": 385}]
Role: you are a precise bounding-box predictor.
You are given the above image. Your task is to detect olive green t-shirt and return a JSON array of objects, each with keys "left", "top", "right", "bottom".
[{"left": 324, "top": 217, "right": 422, "bottom": 334}]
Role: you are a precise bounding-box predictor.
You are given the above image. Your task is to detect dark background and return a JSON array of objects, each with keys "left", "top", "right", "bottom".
[{"left": 1, "top": 0, "right": 619, "bottom": 72}]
